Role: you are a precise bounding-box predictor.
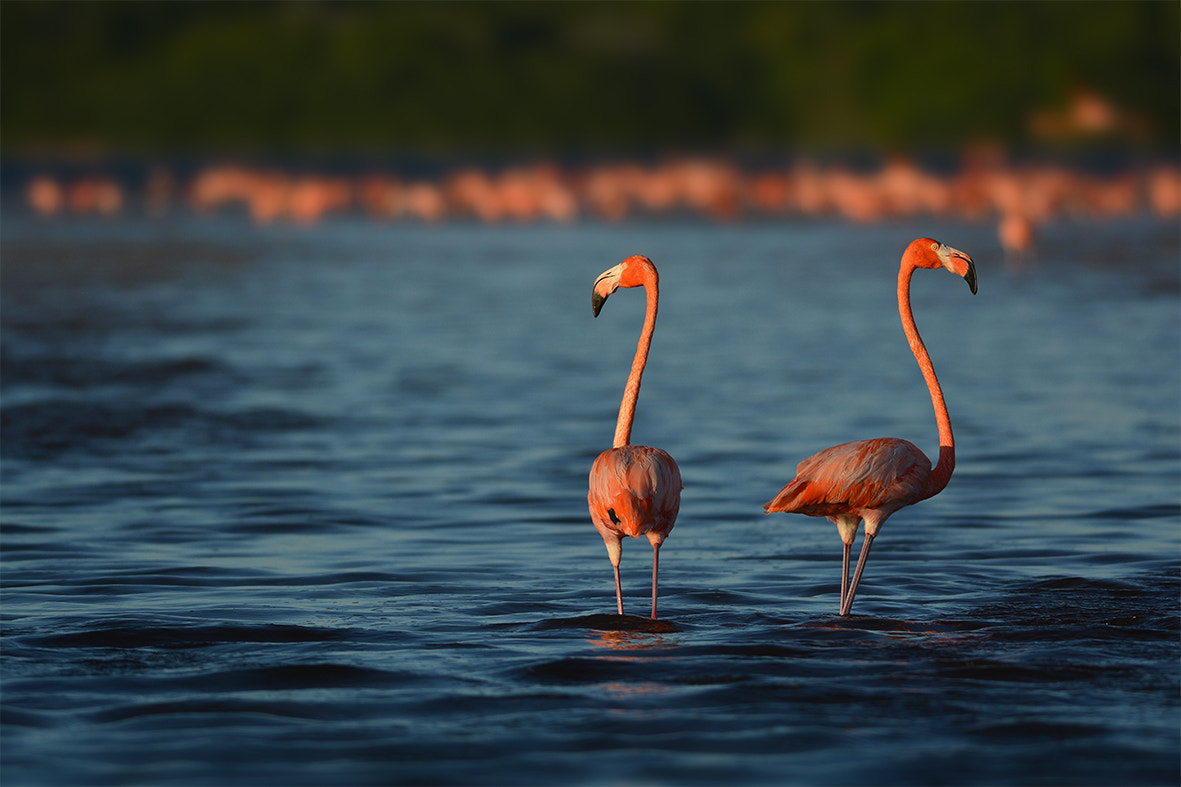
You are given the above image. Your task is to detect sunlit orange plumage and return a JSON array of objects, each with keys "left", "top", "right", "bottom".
[
  {"left": 588, "top": 255, "right": 682, "bottom": 619},
  {"left": 766, "top": 238, "right": 978, "bottom": 616}
]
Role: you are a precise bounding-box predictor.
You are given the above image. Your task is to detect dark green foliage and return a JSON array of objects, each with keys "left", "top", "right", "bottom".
[{"left": 3, "top": 1, "right": 1176, "bottom": 154}]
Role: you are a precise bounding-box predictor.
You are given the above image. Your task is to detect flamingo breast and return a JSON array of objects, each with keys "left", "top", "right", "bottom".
[{"left": 588, "top": 445, "right": 682, "bottom": 539}]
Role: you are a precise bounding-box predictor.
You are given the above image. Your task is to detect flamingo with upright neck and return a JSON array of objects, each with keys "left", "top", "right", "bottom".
[
  {"left": 588, "top": 255, "right": 682, "bottom": 619},
  {"left": 765, "top": 238, "right": 977, "bottom": 616}
]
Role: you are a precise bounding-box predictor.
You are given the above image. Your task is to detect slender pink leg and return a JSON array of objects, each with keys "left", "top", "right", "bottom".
[
  {"left": 840, "top": 541, "right": 851, "bottom": 613},
  {"left": 649, "top": 542, "right": 661, "bottom": 620},
  {"left": 840, "top": 533, "right": 875, "bottom": 616},
  {"left": 613, "top": 563, "right": 624, "bottom": 615}
]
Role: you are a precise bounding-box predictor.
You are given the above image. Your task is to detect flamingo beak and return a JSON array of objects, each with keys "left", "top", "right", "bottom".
[
  {"left": 944, "top": 246, "right": 978, "bottom": 295},
  {"left": 960, "top": 255, "right": 978, "bottom": 294},
  {"left": 592, "top": 269, "right": 618, "bottom": 316},
  {"left": 592, "top": 288, "right": 608, "bottom": 317}
]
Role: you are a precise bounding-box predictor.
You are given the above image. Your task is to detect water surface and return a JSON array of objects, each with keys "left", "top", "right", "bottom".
[{"left": 2, "top": 213, "right": 1178, "bottom": 785}]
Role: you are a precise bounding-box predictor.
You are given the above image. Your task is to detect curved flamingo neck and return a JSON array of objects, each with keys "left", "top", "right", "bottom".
[
  {"left": 898, "top": 258, "right": 955, "bottom": 497},
  {"left": 614, "top": 268, "right": 658, "bottom": 448}
]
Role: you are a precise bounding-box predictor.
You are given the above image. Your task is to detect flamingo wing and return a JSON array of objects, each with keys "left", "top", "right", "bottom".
[
  {"left": 589, "top": 445, "right": 682, "bottom": 539},
  {"left": 764, "top": 437, "right": 931, "bottom": 517}
]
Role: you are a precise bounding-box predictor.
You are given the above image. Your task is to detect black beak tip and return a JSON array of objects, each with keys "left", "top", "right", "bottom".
[
  {"left": 964, "top": 262, "right": 978, "bottom": 295},
  {"left": 592, "top": 291, "right": 606, "bottom": 317}
]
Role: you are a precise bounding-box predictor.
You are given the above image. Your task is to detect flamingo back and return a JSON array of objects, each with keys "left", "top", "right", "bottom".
[
  {"left": 588, "top": 445, "right": 682, "bottom": 541},
  {"left": 763, "top": 437, "right": 932, "bottom": 518}
]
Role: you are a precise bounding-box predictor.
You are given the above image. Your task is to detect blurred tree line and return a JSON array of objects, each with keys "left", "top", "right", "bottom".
[{"left": 3, "top": 0, "right": 1177, "bottom": 156}]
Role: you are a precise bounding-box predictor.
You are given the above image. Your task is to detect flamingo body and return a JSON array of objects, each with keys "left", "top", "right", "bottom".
[
  {"left": 589, "top": 446, "right": 681, "bottom": 545},
  {"left": 588, "top": 255, "right": 682, "bottom": 619},
  {"left": 766, "top": 238, "right": 977, "bottom": 616},
  {"left": 766, "top": 437, "right": 932, "bottom": 523}
]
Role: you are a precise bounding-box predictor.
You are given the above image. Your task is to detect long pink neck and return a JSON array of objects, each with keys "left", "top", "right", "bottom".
[
  {"left": 614, "top": 270, "right": 658, "bottom": 448},
  {"left": 898, "top": 260, "right": 955, "bottom": 498}
]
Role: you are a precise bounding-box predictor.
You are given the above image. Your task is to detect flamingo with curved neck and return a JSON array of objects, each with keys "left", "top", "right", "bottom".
[
  {"left": 765, "top": 238, "right": 977, "bottom": 616},
  {"left": 588, "top": 255, "right": 682, "bottom": 619}
]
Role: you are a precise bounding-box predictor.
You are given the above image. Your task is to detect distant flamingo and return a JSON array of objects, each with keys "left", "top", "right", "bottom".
[
  {"left": 588, "top": 255, "right": 683, "bottom": 619},
  {"left": 765, "top": 238, "right": 977, "bottom": 616},
  {"left": 998, "top": 208, "right": 1036, "bottom": 269}
]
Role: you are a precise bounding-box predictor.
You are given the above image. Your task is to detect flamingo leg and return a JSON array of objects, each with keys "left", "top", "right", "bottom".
[
  {"left": 613, "top": 562, "right": 624, "bottom": 616},
  {"left": 840, "top": 541, "right": 851, "bottom": 613},
  {"left": 840, "top": 533, "right": 876, "bottom": 616},
  {"left": 649, "top": 542, "right": 661, "bottom": 620}
]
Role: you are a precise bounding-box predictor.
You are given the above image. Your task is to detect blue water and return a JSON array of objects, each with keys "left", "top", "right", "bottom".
[{"left": 2, "top": 211, "right": 1178, "bottom": 786}]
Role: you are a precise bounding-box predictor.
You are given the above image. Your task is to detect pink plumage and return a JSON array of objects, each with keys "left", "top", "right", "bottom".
[
  {"left": 765, "top": 438, "right": 932, "bottom": 519},
  {"left": 589, "top": 445, "right": 682, "bottom": 541}
]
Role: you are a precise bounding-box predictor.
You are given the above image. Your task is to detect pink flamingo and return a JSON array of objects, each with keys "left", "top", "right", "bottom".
[
  {"left": 765, "top": 238, "right": 977, "bottom": 616},
  {"left": 998, "top": 208, "right": 1036, "bottom": 269},
  {"left": 588, "top": 255, "right": 683, "bottom": 619}
]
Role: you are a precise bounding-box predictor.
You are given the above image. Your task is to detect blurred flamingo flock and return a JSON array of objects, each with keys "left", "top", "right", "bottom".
[{"left": 22, "top": 155, "right": 1181, "bottom": 236}]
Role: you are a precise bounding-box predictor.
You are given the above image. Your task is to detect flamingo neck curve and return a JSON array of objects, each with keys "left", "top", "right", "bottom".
[
  {"left": 898, "top": 258, "right": 955, "bottom": 498},
  {"left": 614, "top": 268, "right": 658, "bottom": 448}
]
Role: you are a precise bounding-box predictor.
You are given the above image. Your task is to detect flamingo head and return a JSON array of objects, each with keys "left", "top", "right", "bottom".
[
  {"left": 592, "top": 255, "right": 656, "bottom": 316},
  {"left": 913, "top": 238, "right": 978, "bottom": 294}
]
